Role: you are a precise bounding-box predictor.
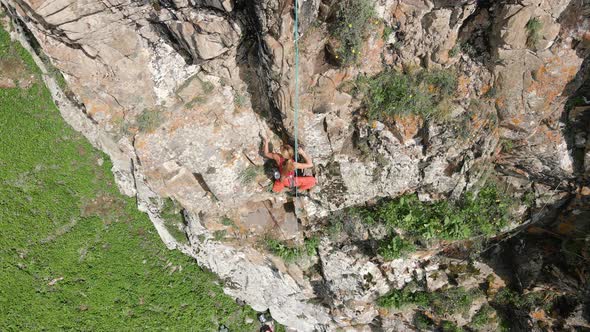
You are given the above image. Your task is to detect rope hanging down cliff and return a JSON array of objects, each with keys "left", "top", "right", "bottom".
[
  {"left": 261, "top": 0, "right": 317, "bottom": 196},
  {"left": 293, "top": 0, "right": 300, "bottom": 198}
]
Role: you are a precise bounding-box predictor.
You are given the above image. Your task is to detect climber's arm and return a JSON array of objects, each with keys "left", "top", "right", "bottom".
[
  {"left": 294, "top": 148, "right": 313, "bottom": 169},
  {"left": 262, "top": 137, "right": 280, "bottom": 161}
]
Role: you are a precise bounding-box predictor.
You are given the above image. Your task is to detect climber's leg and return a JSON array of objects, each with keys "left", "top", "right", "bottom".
[
  {"left": 295, "top": 176, "right": 316, "bottom": 191},
  {"left": 272, "top": 179, "right": 285, "bottom": 192}
]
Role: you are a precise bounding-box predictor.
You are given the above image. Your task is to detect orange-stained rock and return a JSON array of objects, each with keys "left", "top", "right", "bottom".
[{"left": 392, "top": 115, "right": 423, "bottom": 142}]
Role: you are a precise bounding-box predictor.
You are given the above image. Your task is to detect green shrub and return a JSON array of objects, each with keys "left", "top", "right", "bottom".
[
  {"left": 137, "top": 108, "right": 163, "bottom": 132},
  {"left": 221, "top": 216, "right": 235, "bottom": 227},
  {"left": 361, "top": 184, "right": 510, "bottom": 244},
  {"left": 440, "top": 320, "right": 463, "bottom": 332},
  {"left": 265, "top": 237, "right": 319, "bottom": 262},
  {"left": 492, "top": 288, "right": 552, "bottom": 332},
  {"left": 304, "top": 237, "right": 320, "bottom": 255},
  {"left": 33, "top": 48, "right": 69, "bottom": 92},
  {"left": 201, "top": 80, "right": 214, "bottom": 93},
  {"left": 493, "top": 288, "right": 545, "bottom": 311},
  {"left": 161, "top": 197, "right": 181, "bottom": 218},
  {"left": 377, "top": 287, "right": 429, "bottom": 309},
  {"left": 460, "top": 42, "right": 478, "bottom": 58},
  {"left": 379, "top": 286, "right": 481, "bottom": 319},
  {"left": 234, "top": 92, "right": 247, "bottom": 108},
  {"left": 448, "top": 44, "right": 461, "bottom": 57},
  {"left": 378, "top": 236, "right": 416, "bottom": 260},
  {"left": 526, "top": 17, "right": 543, "bottom": 49},
  {"left": 484, "top": 85, "right": 498, "bottom": 98},
  {"left": 213, "top": 229, "right": 227, "bottom": 241},
  {"left": 356, "top": 69, "right": 457, "bottom": 121},
  {"left": 420, "top": 69, "right": 458, "bottom": 99},
  {"left": 160, "top": 198, "right": 188, "bottom": 243},
  {"left": 327, "top": 218, "right": 344, "bottom": 239},
  {"left": 382, "top": 25, "right": 394, "bottom": 41},
  {"left": 239, "top": 165, "right": 262, "bottom": 185},
  {"left": 329, "top": 0, "right": 375, "bottom": 66},
  {"left": 522, "top": 191, "right": 535, "bottom": 207},
  {"left": 430, "top": 287, "right": 480, "bottom": 316},
  {"left": 470, "top": 304, "right": 496, "bottom": 328},
  {"left": 414, "top": 311, "right": 434, "bottom": 330},
  {"left": 460, "top": 186, "right": 511, "bottom": 235},
  {"left": 150, "top": 0, "right": 162, "bottom": 11}
]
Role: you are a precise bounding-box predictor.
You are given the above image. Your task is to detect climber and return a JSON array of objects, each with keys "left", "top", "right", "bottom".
[
  {"left": 258, "top": 311, "right": 274, "bottom": 332},
  {"left": 261, "top": 135, "right": 316, "bottom": 193},
  {"left": 260, "top": 324, "right": 274, "bottom": 332}
]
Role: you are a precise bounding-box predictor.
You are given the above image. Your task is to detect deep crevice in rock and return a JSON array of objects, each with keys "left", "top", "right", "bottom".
[
  {"left": 457, "top": 1, "right": 494, "bottom": 66},
  {"left": 193, "top": 172, "right": 219, "bottom": 201},
  {"left": 149, "top": 20, "right": 195, "bottom": 64},
  {"left": 234, "top": 0, "right": 292, "bottom": 142}
]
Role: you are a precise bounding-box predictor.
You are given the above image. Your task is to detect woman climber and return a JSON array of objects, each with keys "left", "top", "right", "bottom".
[{"left": 262, "top": 135, "right": 316, "bottom": 193}]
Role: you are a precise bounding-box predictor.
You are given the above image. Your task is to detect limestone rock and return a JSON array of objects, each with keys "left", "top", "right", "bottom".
[
  {"left": 318, "top": 241, "right": 390, "bottom": 326},
  {"left": 162, "top": 12, "right": 241, "bottom": 61}
]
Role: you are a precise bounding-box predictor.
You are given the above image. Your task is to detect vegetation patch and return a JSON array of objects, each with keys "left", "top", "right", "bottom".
[
  {"left": 377, "top": 286, "right": 429, "bottom": 309},
  {"left": 522, "top": 191, "right": 535, "bottom": 208},
  {"left": 329, "top": 0, "right": 375, "bottom": 66},
  {"left": 160, "top": 197, "right": 188, "bottom": 243},
  {"left": 201, "top": 80, "right": 214, "bottom": 94},
  {"left": 378, "top": 236, "right": 416, "bottom": 260},
  {"left": 413, "top": 311, "right": 435, "bottom": 330},
  {"left": 355, "top": 68, "right": 457, "bottom": 121},
  {"left": 137, "top": 108, "right": 164, "bottom": 132},
  {"left": 327, "top": 217, "right": 344, "bottom": 240},
  {"left": 265, "top": 237, "right": 319, "bottom": 262},
  {"left": 460, "top": 42, "right": 478, "bottom": 58},
  {"left": 448, "top": 44, "right": 461, "bottom": 58},
  {"left": 525, "top": 17, "right": 543, "bottom": 49},
  {"left": 493, "top": 288, "right": 546, "bottom": 312},
  {"left": 0, "top": 30, "right": 38, "bottom": 88},
  {"left": 0, "top": 26, "right": 259, "bottom": 330},
  {"left": 382, "top": 25, "right": 394, "bottom": 42},
  {"left": 220, "top": 216, "right": 235, "bottom": 227},
  {"left": 469, "top": 304, "right": 497, "bottom": 328},
  {"left": 429, "top": 287, "right": 481, "bottom": 316},
  {"left": 491, "top": 288, "right": 555, "bottom": 331},
  {"left": 239, "top": 164, "right": 263, "bottom": 185},
  {"left": 213, "top": 230, "right": 227, "bottom": 241},
  {"left": 440, "top": 320, "right": 463, "bottom": 332},
  {"left": 379, "top": 285, "right": 481, "bottom": 317},
  {"left": 356, "top": 184, "right": 510, "bottom": 249},
  {"left": 234, "top": 92, "right": 247, "bottom": 108}
]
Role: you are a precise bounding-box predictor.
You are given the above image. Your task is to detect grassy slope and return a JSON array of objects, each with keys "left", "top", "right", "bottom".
[{"left": 0, "top": 26, "right": 257, "bottom": 331}]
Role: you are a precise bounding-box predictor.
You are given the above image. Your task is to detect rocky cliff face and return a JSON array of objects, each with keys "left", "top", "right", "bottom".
[{"left": 2, "top": 0, "right": 589, "bottom": 330}]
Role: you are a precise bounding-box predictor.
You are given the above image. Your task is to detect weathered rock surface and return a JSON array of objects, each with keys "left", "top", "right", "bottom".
[{"left": 1, "top": 0, "right": 589, "bottom": 330}]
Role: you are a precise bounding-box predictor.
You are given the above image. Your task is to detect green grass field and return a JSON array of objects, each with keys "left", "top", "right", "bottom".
[{"left": 0, "top": 26, "right": 258, "bottom": 331}]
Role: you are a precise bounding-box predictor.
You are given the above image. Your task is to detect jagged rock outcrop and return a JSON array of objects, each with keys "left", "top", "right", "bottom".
[{"left": 1, "top": 0, "right": 588, "bottom": 330}]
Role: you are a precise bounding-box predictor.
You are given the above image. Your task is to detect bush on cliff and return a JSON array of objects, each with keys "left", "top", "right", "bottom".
[
  {"left": 329, "top": 0, "right": 375, "bottom": 66},
  {"left": 378, "top": 285, "right": 481, "bottom": 316},
  {"left": 353, "top": 184, "right": 510, "bottom": 259},
  {"left": 355, "top": 68, "right": 458, "bottom": 121},
  {"left": 525, "top": 17, "right": 543, "bottom": 49},
  {"left": 265, "top": 237, "right": 319, "bottom": 262}
]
